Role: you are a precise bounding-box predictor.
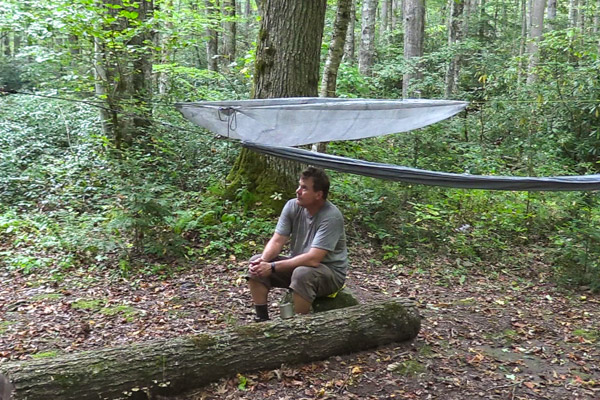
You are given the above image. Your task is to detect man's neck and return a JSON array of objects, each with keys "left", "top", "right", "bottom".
[{"left": 305, "top": 200, "right": 326, "bottom": 216}]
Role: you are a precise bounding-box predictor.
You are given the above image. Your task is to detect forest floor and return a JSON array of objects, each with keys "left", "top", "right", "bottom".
[{"left": 1, "top": 246, "right": 599, "bottom": 399}]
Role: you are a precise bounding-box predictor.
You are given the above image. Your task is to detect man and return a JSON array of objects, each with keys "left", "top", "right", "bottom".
[{"left": 248, "top": 167, "right": 348, "bottom": 321}]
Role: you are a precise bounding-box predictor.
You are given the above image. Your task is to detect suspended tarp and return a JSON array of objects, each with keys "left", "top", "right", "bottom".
[
  {"left": 243, "top": 142, "right": 600, "bottom": 191},
  {"left": 175, "top": 97, "right": 467, "bottom": 147}
]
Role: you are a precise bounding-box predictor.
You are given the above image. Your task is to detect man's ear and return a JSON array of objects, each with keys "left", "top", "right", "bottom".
[{"left": 316, "top": 191, "right": 324, "bottom": 200}]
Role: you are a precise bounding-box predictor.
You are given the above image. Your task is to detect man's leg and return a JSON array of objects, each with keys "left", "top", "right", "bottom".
[
  {"left": 248, "top": 278, "right": 270, "bottom": 321},
  {"left": 292, "top": 292, "right": 312, "bottom": 314},
  {"left": 248, "top": 278, "right": 268, "bottom": 304}
]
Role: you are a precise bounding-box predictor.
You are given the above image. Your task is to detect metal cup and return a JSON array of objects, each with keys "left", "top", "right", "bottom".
[{"left": 279, "top": 302, "right": 294, "bottom": 319}]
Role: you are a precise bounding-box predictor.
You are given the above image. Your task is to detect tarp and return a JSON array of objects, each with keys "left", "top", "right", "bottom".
[
  {"left": 243, "top": 142, "right": 600, "bottom": 191},
  {"left": 176, "top": 97, "right": 468, "bottom": 147}
]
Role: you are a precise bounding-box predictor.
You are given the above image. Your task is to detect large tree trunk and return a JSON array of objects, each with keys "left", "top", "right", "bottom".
[
  {"left": 526, "top": 0, "right": 546, "bottom": 84},
  {"left": 358, "top": 0, "right": 378, "bottom": 76},
  {"left": 226, "top": 0, "right": 327, "bottom": 211},
  {"left": 0, "top": 299, "right": 421, "bottom": 400},
  {"left": 402, "top": 0, "right": 425, "bottom": 98}
]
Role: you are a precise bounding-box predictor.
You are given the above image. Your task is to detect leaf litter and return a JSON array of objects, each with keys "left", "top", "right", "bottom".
[{"left": 1, "top": 246, "right": 599, "bottom": 399}]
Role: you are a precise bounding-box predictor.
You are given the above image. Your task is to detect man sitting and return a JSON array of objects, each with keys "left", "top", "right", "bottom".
[{"left": 248, "top": 167, "right": 348, "bottom": 321}]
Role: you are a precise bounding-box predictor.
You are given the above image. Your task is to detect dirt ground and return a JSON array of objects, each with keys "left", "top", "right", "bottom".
[{"left": 1, "top": 247, "right": 599, "bottom": 399}]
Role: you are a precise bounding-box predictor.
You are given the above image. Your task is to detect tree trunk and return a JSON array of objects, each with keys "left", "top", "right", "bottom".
[
  {"left": 547, "top": 0, "right": 557, "bottom": 29},
  {"left": 358, "top": 0, "right": 378, "bottom": 76},
  {"left": 2, "top": 34, "right": 10, "bottom": 57},
  {"left": 343, "top": 0, "right": 356, "bottom": 62},
  {"left": 403, "top": 0, "right": 425, "bottom": 98},
  {"left": 0, "top": 299, "right": 421, "bottom": 400},
  {"left": 527, "top": 0, "right": 546, "bottom": 84},
  {"left": 205, "top": 0, "right": 219, "bottom": 72},
  {"left": 321, "top": 0, "right": 352, "bottom": 98},
  {"left": 445, "top": 0, "right": 464, "bottom": 97},
  {"left": 222, "top": 0, "right": 236, "bottom": 64},
  {"left": 157, "top": 0, "right": 173, "bottom": 95},
  {"left": 227, "top": 0, "right": 327, "bottom": 211},
  {"left": 569, "top": 0, "right": 579, "bottom": 28},
  {"left": 578, "top": 0, "right": 586, "bottom": 32},
  {"left": 380, "top": 0, "right": 390, "bottom": 38},
  {"left": 316, "top": 0, "right": 352, "bottom": 154},
  {"left": 392, "top": 0, "right": 401, "bottom": 30},
  {"left": 93, "top": 0, "right": 154, "bottom": 149}
]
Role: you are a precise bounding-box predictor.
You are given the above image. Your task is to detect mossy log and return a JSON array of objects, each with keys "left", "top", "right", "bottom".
[
  {"left": 312, "top": 287, "right": 360, "bottom": 312},
  {"left": 0, "top": 298, "right": 420, "bottom": 400}
]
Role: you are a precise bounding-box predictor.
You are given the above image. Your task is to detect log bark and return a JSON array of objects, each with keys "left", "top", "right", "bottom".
[{"left": 0, "top": 298, "right": 420, "bottom": 400}]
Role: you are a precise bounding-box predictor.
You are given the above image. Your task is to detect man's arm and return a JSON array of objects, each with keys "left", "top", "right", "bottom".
[
  {"left": 249, "top": 246, "right": 328, "bottom": 278},
  {"left": 258, "top": 232, "right": 288, "bottom": 262}
]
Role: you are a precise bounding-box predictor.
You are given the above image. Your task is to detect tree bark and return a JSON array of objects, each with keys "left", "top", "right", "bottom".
[
  {"left": 93, "top": 0, "right": 154, "bottom": 148},
  {"left": 358, "top": 0, "right": 378, "bottom": 76},
  {"left": 343, "top": 0, "right": 356, "bottom": 62},
  {"left": 569, "top": 0, "right": 579, "bottom": 28},
  {"left": 227, "top": 0, "right": 327, "bottom": 211},
  {"left": 445, "top": 0, "right": 464, "bottom": 97},
  {"left": 222, "top": 0, "right": 237, "bottom": 64},
  {"left": 547, "top": 0, "right": 557, "bottom": 29},
  {"left": 321, "top": 0, "right": 352, "bottom": 98},
  {"left": 205, "top": 0, "right": 220, "bottom": 72},
  {"left": 403, "top": 0, "right": 425, "bottom": 98},
  {"left": 0, "top": 299, "right": 421, "bottom": 400},
  {"left": 527, "top": 0, "right": 546, "bottom": 84}
]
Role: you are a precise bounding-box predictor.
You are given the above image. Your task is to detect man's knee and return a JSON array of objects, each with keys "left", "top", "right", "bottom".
[{"left": 291, "top": 266, "right": 314, "bottom": 284}]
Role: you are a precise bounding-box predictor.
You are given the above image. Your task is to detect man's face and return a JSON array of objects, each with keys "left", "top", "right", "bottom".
[{"left": 296, "top": 177, "right": 322, "bottom": 208}]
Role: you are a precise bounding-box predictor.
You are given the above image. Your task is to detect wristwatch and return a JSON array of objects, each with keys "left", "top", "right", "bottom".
[{"left": 270, "top": 262, "right": 276, "bottom": 273}]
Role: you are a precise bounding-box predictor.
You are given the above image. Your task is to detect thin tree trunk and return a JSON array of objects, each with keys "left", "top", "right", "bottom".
[
  {"left": 392, "top": 0, "right": 401, "bottom": 30},
  {"left": 578, "top": 0, "right": 586, "bottom": 32},
  {"left": 380, "top": 0, "right": 390, "bottom": 38},
  {"left": 569, "top": 0, "right": 579, "bottom": 28},
  {"left": 547, "top": 0, "right": 557, "bottom": 29},
  {"left": 316, "top": 0, "right": 352, "bottom": 153},
  {"left": 518, "top": 0, "right": 527, "bottom": 82},
  {"left": 527, "top": 0, "right": 546, "bottom": 84},
  {"left": 93, "top": 0, "right": 154, "bottom": 148},
  {"left": 321, "top": 0, "right": 352, "bottom": 98},
  {"left": 445, "top": 0, "right": 464, "bottom": 97},
  {"left": 403, "top": 0, "right": 425, "bottom": 98},
  {"left": 157, "top": 0, "right": 173, "bottom": 95},
  {"left": 2, "top": 35, "right": 10, "bottom": 57},
  {"left": 222, "top": 0, "right": 236, "bottom": 64},
  {"left": 343, "top": 0, "right": 356, "bottom": 62},
  {"left": 205, "top": 0, "right": 219, "bottom": 72},
  {"left": 359, "top": 0, "right": 378, "bottom": 76}
]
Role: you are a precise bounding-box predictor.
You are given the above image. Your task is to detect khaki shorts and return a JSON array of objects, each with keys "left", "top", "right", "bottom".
[{"left": 248, "top": 254, "right": 343, "bottom": 302}]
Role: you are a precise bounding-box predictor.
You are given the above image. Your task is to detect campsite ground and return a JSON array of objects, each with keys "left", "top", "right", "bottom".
[{"left": 1, "top": 246, "right": 599, "bottom": 399}]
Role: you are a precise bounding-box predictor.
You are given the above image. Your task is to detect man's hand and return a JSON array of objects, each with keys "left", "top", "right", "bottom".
[{"left": 248, "top": 260, "right": 272, "bottom": 278}]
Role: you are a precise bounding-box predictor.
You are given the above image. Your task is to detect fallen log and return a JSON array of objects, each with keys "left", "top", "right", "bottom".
[{"left": 0, "top": 298, "right": 420, "bottom": 400}]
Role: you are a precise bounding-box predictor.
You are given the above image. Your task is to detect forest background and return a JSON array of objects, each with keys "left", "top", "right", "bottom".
[{"left": 0, "top": 0, "right": 600, "bottom": 397}]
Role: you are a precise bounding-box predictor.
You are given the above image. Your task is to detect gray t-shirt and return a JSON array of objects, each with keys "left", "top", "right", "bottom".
[{"left": 275, "top": 199, "right": 348, "bottom": 284}]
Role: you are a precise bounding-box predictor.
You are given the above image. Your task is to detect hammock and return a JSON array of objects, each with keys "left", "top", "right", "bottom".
[
  {"left": 175, "top": 97, "right": 468, "bottom": 147},
  {"left": 243, "top": 142, "right": 600, "bottom": 191},
  {"left": 176, "top": 97, "right": 600, "bottom": 191}
]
